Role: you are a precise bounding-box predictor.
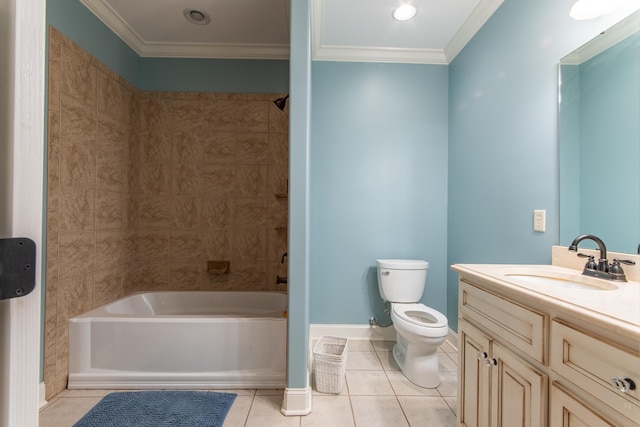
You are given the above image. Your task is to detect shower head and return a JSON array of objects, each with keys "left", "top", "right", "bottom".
[{"left": 273, "top": 94, "right": 289, "bottom": 111}]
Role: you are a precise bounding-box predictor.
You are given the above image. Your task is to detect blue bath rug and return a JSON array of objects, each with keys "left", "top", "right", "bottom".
[{"left": 72, "top": 391, "right": 237, "bottom": 427}]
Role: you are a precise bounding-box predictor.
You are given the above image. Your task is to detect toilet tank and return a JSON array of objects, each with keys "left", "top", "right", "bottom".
[{"left": 377, "top": 259, "right": 428, "bottom": 303}]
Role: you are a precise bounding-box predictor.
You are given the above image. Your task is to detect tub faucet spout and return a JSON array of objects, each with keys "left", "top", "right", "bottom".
[{"left": 276, "top": 275, "right": 288, "bottom": 285}]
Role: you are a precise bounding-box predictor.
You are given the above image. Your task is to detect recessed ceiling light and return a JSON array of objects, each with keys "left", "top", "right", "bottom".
[
  {"left": 183, "top": 8, "right": 211, "bottom": 25},
  {"left": 393, "top": 4, "right": 417, "bottom": 21}
]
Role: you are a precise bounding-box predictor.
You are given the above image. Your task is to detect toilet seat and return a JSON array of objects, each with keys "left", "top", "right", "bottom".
[{"left": 392, "top": 303, "right": 447, "bottom": 328}]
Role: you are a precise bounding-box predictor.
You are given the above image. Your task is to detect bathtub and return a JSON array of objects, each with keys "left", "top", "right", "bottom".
[{"left": 68, "top": 291, "right": 287, "bottom": 389}]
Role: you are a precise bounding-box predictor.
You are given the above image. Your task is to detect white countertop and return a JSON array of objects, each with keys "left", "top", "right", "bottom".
[{"left": 451, "top": 263, "right": 640, "bottom": 340}]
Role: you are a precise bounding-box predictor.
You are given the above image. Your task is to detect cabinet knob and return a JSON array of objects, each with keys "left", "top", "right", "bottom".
[
  {"left": 611, "top": 377, "right": 636, "bottom": 393},
  {"left": 485, "top": 358, "right": 497, "bottom": 367},
  {"left": 477, "top": 351, "right": 488, "bottom": 360}
]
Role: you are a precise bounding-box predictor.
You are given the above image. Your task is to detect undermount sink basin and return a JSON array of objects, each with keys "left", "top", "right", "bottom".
[{"left": 500, "top": 268, "right": 619, "bottom": 291}]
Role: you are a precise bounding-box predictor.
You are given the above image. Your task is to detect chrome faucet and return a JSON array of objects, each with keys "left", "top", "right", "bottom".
[
  {"left": 568, "top": 234, "right": 608, "bottom": 272},
  {"left": 568, "top": 234, "right": 636, "bottom": 281}
]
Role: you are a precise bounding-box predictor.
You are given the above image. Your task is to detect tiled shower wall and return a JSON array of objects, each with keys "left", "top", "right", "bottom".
[{"left": 44, "top": 28, "right": 289, "bottom": 399}]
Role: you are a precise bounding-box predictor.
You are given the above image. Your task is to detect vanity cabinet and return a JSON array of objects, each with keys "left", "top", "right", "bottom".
[
  {"left": 458, "top": 282, "right": 547, "bottom": 427},
  {"left": 456, "top": 271, "right": 640, "bottom": 427}
]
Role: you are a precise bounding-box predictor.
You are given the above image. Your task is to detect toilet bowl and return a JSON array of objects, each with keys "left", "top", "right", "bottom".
[
  {"left": 377, "top": 259, "right": 449, "bottom": 388},
  {"left": 390, "top": 303, "right": 448, "bottom": 388}
]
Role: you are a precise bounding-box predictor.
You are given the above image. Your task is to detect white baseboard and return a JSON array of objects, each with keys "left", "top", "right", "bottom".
[
  {"left": 310, "top": 323, "right": 458, "bottom": 349},
  {"left": 39, "top": 382, "right": 47, "bottom": 409},
  {"left": 281, "top": 385, "right": 312, "bottom": 416},
  {"left": 310, "top": 324, "right": 397, "bottom": 341}
]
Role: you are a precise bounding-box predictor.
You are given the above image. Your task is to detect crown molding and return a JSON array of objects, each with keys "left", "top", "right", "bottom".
[
  {"left": 80, "top": 0, "right": 290, "bottom": 59},
  {"left": 561, "top": 10, "right": 639, "bottom": 65},
  {"left": 313, "top": 0, "right": 504, "bottom": 65}
]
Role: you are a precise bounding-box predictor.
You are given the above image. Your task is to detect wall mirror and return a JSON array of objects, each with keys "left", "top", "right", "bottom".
[{"left": 559, "top": 10, "right": 640, "bottom": 255}]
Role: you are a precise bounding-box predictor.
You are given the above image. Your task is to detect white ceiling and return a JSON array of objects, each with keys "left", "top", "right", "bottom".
[{"left": 80, "top": 0, "right": 504, "bottom": 64}]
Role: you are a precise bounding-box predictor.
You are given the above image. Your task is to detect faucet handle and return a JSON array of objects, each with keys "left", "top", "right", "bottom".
[
  {"left": 577, "top": 253, "right": 598, "bottom": 270},
  {"left": 613, "top": 258, "right": 636, "bottom": 266}
]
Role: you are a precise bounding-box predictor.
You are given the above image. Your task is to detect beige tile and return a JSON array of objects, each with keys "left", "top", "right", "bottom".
[
  {"left": 345, "top": 371, "right": 394, "bottom": 396},
  {"left": 94, "top": 267, "right": 122, "bottom": 307},
  {"left": 169, "top": 231, "right": 206, "bottom": 262},
  {"left": 172, "top": 129, "right": 204, "bottom": 164},
  {"left": 138, "top": 197, "right": 171, "bottom": 228},
  {"left": 58, "top": 232, "right": 95, "bottom": 279},
  {"left": 235, "top": 198, "right": 268, "bottom": 228},
  {"left": 97, "top": 71, "right": 125, "bottom": 121},
  {"left": 97, "top": 114, "right": 125, "bottom": 155},
  {"left": 96, "top": 150, "right": 123, "bottom": 192},
  {"left": 377, "top": 350, "right": 400, "bottom": 371},
  {"left": 39, "top": 396, "right": 102, "bottom": 427},
  {"left": 269, "top": 132, "right": 289, "bottom": 166},
  {"left": 169, "top": 262, "right": 208, "bottom": 289},
  {"left": 444, "top": 396, "right": 458, "bottom": 416},
  {"left": 96, "top": 191, "right": 123, "bottom": 230},
  {"left": 139, "top": 163, "right": 170, "bottom": 196},
  {"left": 59, "top": 188, "right": 95, "bottom": 232},
  {"left": 229, "top": 262, "right": 269, "bottom": 290},
  {"left": 236, "top": 164, "right": 268, "bottom": 197},
  {"left": 236, "top": 132, "right": 269, "bottom": 164},
  {"left": 301, "top": 395, "right": 354, "bottom": 427},
  {"left": 440, "top": 340, "right": 457, "bottom": 353},
  {"left": 202, "top": 164, "right": 236, "bottom": 196},
  {"left": 172, "top": 99, "right": 204, "bottom": 131},
  {"left": 244, "top": 395, "right": 300, "bottom": 427},
  {"left": 95, "top": 231, "right": 123, "bottom": 270},
  {"left": 233, "top": 228, "right": 268, "bottom": 261},
  {"left": 269, "top": 103, "right": 289, "bottom": 133},
  {"left": 171, "top": 197, "right": 201, "bottom": 229},
  {"left": 255, "top": 389, "right": 286, "bottom": 396},
  {"left": 386, "top": 371, "right": 440, "bottom": 396},
  {"left": 58, "top": 273, "right": 94, "bottom": 321},
  {"left": 203, "top": 131, "right": 237, "bottom": 164},
  {"left": 202, "top": 198, "right": 234, "bottom": 228},
  {"left": 350, "top": 396, "right": 409, "bottom": 427},
  {"left": 346, "top": 339, "right": 375, "bottom": 352},
  {"left": 205, "top": 100, "right": 269, "bottom": 133},
  {"left": 436, "top": 371, "right": 458, "bottom": 397},
  {"left": 204, "top": 230, "right": 233, "bottom": 259},
  {"left": 439, "top": 352, "right": 457, "bottom": 372},
  {"left": 398, "top": 396, "right": 456, "bottom": 427},
  {"left": 60, "top": 44, "right": 97, "bottom": 106},
  {"left": 60, "top": 141, "right": 96, "bottom": 189},
  {"left": 221, "top": 395, "right": 252, "bottom": 427},
  {"left": 61, "top": 93, "right": 96, "bottom": 147},
  {"left": 372, "top": 340, "right": 395, "bottom": 352},
  {"left": 172, "top": 163, "right": 202, "bottom": 196},
  {"left": 347, "top": 351, "right": 383, "bottom": 371}
]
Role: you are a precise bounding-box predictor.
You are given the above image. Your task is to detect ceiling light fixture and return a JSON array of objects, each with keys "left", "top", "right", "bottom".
[
  {"left": 393, "top": 4, "right": 417, "bottom": 21},
  {"left": 569, "top": 0, "right": 619, "bottom": 20},
  {"left": 183, "top": 8, "right": 211, "bottom": 25}
]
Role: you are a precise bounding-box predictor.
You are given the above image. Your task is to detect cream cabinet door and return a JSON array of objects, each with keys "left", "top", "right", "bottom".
[
  {"left": 490, "top": 342, "right": 547, "bottom": 427},
  {"left": 549, "top": 383, "right": 615, "bottom": 427},
  {"left": 459, "top": 320, "right": 492, "bottom": 427}
]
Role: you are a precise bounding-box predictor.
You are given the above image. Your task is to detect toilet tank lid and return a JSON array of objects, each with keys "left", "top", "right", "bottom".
[{"left": 377, "top": 259, "right": 429, "bottom": 270}]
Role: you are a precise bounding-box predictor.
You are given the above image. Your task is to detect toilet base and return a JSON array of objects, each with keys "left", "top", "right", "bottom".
[{"left": 392, "top": 334, "right": 442, "bottom": 388}]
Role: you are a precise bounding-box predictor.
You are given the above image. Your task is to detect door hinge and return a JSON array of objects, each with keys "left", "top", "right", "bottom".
[{"left": 0, "top": 238, "right": 36, "bottom": 300}]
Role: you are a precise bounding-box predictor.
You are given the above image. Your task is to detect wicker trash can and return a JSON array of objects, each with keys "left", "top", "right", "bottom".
[{"left": 313, "top": 336, "right": 348, "bottom": 394}]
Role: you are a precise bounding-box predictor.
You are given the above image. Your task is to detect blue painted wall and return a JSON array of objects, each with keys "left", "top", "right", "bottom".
[
  {"left": 46, "top": 0, "right": 289, "bottom": 93},
  {"left": 310, "top": 62, "right": 449, "bottom": 324},
  {"left": 447, "top": 0, "right": 633, "bottom": 330},
  {"left": 47, "top": 0, "right": 140, "bottom": 85},
  {"left": 578, "top": 33, "right": 640, "bottom": 254},
  {"left": 139, "top": 58, "right": 289, "bottom": 93}
]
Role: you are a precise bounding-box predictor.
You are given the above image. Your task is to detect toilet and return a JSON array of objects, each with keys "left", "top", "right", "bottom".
[{"left": 377, "top": 259, "right": 448, "bottom": 388}]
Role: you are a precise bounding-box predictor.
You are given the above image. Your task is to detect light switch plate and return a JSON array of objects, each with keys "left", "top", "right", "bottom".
[{"left": 534, "top": 210, "right": 546, "bottom": 233}]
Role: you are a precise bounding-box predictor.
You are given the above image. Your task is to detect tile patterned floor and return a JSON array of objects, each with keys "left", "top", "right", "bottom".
[{"left": 39, "top": 339, "right": 458, "bottom": 427}]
